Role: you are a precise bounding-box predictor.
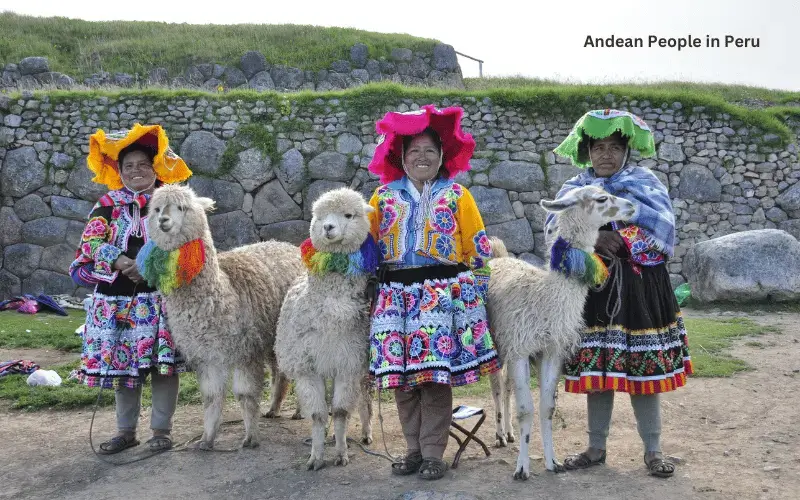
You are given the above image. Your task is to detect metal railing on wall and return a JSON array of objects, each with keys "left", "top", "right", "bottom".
[{"left": 455, "top": 51, "right": 484, "bottom": 78}]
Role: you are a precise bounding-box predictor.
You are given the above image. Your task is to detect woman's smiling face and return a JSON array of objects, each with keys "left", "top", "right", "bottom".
[
  {"left": 403, "top": 134, "right": 441, "bottom": 183},
  {"left": 119, "top": 150, "right": 156, "bottom": 192}
]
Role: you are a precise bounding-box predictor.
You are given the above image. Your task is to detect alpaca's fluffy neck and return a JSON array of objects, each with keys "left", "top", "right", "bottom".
[
  {"left": 553, "top": 207, "right": 600, "bottom": 253},
  {"left": 548, "top": 208, "right": 609, "bottom": 287}
]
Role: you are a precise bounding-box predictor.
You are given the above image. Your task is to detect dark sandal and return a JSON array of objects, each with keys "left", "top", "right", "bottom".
[
  {"left": 146, "top": 435, "right": 173, "bottom": 452},
  {"left": 645, "top": 454, "right": 675, "bottom": 478},
  {"left": 391, "top": 452, "right": 423, "bottom": 476},
  {"left": 418, "top": 457, "right": 448, "bottom": 480},
  {"left": 564, "top": 450, "right": 607, "bottom": 470},
  {"left": 98, "top": 435, "right": 140, "bottom": 455}
]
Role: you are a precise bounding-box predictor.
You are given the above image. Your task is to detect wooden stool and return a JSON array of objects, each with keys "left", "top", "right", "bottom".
[{"left": 449, "top": 405, "right": 491, "bottom": 468}]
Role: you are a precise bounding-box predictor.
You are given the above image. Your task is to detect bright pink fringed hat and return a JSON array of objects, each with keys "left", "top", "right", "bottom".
[{"left": 368, "top": 104, "right": 476, "bottom": 184}]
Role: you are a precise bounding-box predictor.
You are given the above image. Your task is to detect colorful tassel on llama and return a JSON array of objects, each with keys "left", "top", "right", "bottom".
[
  {"left": 137, "top": 239, "right": 206, "bottom": 294},
  {"left": 549, "top": 236, "right": 609, "bottom": 287}
]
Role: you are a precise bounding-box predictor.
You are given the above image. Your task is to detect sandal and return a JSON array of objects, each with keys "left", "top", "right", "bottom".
[
  {"left": 98, "top": 435, "right": 140, "bottom": 455},
  {"left": 563, "top": 450, "right": 607, "bottom": 470},
  {"left": 645, "top": 454, "right": 675, "bottom": 478},
  {"left": 146, "top": 435, "right": 173, "bottom": 452},
  {"left": 418, "top": 457, "right": 448, "bottom": 480},
  {"left": 391, "top": 452, "right": 423, "bottom": 476}
]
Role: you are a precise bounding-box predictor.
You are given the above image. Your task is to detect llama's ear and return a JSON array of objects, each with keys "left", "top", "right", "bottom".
[
  {"left": 363, "top": 202, "right": 375, "bottom": 214},
  {"left": 540, "top": 194, "right": 577, "bottom": 213},
  {"left": 197, "top": 197, "right": 216, "bottom": 212}
]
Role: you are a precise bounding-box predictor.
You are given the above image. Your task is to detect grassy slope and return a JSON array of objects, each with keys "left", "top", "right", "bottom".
[{"left": 0, "top": 12, "right": 438, "bottom": 78}]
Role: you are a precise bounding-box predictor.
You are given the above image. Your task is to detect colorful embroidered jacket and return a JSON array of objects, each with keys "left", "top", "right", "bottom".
[
  {"left": 368, "top": 178, "right": 493, "bottom": 288},
  {"left": 69, "top": 188, "right": 156, "bottom": 295}
]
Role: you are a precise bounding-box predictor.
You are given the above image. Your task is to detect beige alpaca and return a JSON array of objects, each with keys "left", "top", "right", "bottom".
[
  {"left": 275, "top": 188, "right": 375, "bottom": 470},
  {"left": 487, "top": 185, "right": 636, "bottom": 479},
  {"left": 144, "top": 184, "right": 304, "bottom": 449}
]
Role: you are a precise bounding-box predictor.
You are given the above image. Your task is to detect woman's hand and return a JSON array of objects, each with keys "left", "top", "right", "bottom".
[
  {"left": 121, "top": 261, "right": 145, "bottom": 284},
  {"left": 113, "top": 255, "right": 135, "bottom": 271},
  {"left": 594, "top": 230, "right": 627, "bottom": 258}
]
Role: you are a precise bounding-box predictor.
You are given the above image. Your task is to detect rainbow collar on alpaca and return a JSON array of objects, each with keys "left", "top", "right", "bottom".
[
  {"left": 300, "top": 235, "right": 379, "bottom": 277},
  {"left": 549, "top": 236, "right": 609, "bottom": 287},
  {"left": 137, "top": 239, "right": 206, "bottom": 294}
]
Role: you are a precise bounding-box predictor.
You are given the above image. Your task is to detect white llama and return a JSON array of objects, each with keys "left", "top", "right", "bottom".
[
  {"left": 487, "top": 185, "right": 636, "bottom": 479},
  {"left": 275, "top": 187, "right": 376, "bottom": 470},
  {"left": 140, "top": 184, "right": 304, "bottom": 449}
]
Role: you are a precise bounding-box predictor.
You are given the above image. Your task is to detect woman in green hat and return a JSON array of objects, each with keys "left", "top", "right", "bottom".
[{"left": 547, "top": 109, "right": 692, "bottom": 478}]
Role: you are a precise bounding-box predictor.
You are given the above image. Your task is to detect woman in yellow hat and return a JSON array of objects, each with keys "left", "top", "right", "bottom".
[{"left": 69, "top": 124, "right": 192, "bottom": 454}]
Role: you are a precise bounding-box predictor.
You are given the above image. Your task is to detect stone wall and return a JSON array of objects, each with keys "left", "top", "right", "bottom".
[
  {"left": 1, "top": 92, "right": 798, "bottom": 299},
  {"left": 1, "top": 43, "right": 464, "bottom": 92}
]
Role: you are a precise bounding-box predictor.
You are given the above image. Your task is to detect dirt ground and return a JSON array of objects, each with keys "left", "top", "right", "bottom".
[{"left": 0, "top": 308, "right": 797, "bottom": 500}]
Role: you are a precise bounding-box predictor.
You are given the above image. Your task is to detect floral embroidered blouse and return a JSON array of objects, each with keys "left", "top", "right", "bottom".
[
  {"left": 69, "top": 188, "right": 156, "bottom": 295},
  {"left": 613, "top": 222, "right": 666, "bottom": 266},
  {"left": 368, "top": 177, "right": 493, "bottom": 286}
]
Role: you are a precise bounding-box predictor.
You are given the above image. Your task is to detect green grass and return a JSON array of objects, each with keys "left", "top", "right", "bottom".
[
  {"left": 0, "top": 312, "right": 780, "bottom": 410},
  {"left": 0, "top": 13, "right": 438, "bottom": 79},
  {"left": 0, "top": 309, "right": 85, "bottom": 350},
  {"left": 0, "top": 360, "right": 204, "bottom": 411},
  {"left": 464, "top": 76, "right": 800, "bottom": 105},
  {"left": 683, "top": 317, "right": 778, "bottom": 377}
]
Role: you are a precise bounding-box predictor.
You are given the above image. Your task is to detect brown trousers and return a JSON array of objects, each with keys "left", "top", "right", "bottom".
[{"left": 394, "top": 383, "right": 453, "bottom": 459}]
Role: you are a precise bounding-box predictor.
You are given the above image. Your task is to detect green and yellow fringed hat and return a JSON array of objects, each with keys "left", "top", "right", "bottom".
[{"left": 554, "top": 109, "right": 656, "bottom": 168}]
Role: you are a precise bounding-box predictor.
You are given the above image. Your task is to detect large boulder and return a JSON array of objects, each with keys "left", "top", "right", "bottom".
[
  {"left": 677, "top": 164, "right": 721, "bottom": 202},
  {"left": 252, "top": 180, "right": 302, "bottom": 225},
  {"left": 18, "top": 57, "right": 49, "bottom": 76},
  {"left": 0, "top": 207, "right": 23, "bottom": 247},
  {"left": 21, "top": 217, "right": 68, "bottom": 246},
  {"left": 433, "top": 43, "right": 459, "bottom": 71},
  {"left": 486, "top": 218, "right": 535, "bottom": 254},
  {"left": 304, "top": 180, "right": 346, "bottom": 220},
  {"left": 1, "top": 147, "right": 47, "bottom": 197},
  {"left": 208, "top": 210, "right": 258, "bottom": 251},
  {"left": 470, "top": 186, "right": 515, "bottom": 226},
  {"left": 4, "top": 243, "right": 43, "bottom": 278},
  {"left": 259, "top": 220, "right": 310, "bottom": 246},
  {"left": 240, "top": 51, "right": 268, "bottom": 79},
  {"left": 276, "top": 149, "right": 306, "bottom": 195},
  {"left": 488, "top": 161, "right": 545, "bottom": 192},
  {"left": 66, "top": 158, "right": 109, "bottom": 202},
  {"left": 14, "top": 194, "right": 51, "bottom": 221},
  {"left": 50, "top": 196, "right": 94, "bottom": 221},
  {"left": 187, "top": 177, "right": 244, "bottom": 214},
  {"left": 22, "top": 270, "right": 76, "bottom": 296},
  {"left": 180, "top": 131, "right": 226, "bottom": 176},
  {"left": 683, "top": 229, "right": 800, "bottom": 302},
  {"left": 308, "top": 151, "right": 351, "bottom": 181},
  {"left": 776, "top": 182, "right": 800, "bottom": 211},
  {"left": 350, "top": 43, "right": 369, "bottom": 68},
  {"left": 231, "top": 148, "right": 274, "bottom": 192}
]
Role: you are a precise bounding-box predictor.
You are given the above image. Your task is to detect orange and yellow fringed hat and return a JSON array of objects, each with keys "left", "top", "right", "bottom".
[{"left": 87, "top": 123, "right": 192, "bottom": 189}]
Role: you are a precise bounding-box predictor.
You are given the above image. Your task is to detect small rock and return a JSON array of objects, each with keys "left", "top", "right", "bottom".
[{"left": 763, "top": 465, "right": 781, "bottom": 472}]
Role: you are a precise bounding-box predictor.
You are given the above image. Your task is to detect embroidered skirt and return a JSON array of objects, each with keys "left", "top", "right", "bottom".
[
  {"left": 564, "top": 261, "right": 693, "bottom": 395},
  {"left": 369, "top": 266, "right": 500, "bottom": 390},
  {"left": 78, "top": 291, "right": 186, "bottom": 389}
]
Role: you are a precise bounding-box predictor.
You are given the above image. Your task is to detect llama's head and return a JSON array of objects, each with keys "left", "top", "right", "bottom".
[
  {"left": 147, "top": 184, "right": 215, "bottom": 251},
  {"left": 310, "top": 188, "right": 373, "bottom": 254},
  {"left": 541, "top": 186, "right": 636, "bottom": 248}
]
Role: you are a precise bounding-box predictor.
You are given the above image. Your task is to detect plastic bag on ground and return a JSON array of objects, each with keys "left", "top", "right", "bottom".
[{"left": 27, "top": 369, "right": 63, "bottom": 387}]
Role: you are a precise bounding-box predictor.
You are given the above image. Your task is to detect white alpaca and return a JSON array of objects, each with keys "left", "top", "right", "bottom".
[
  {"left": 142, "top": 184, "right": 305, "bottom": 449},
  {"left": 486, "top": 185, "right": 636, "bottom": 480},
  {"left": 275, "top": 187, "right": 375, "bottom": 470}
]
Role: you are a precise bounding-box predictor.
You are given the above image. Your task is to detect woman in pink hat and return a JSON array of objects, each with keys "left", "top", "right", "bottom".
[{"left": 367, "top": 105, "right": 501, "bottom": 480}]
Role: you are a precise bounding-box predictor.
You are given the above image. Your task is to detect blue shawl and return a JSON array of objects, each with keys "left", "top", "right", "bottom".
[{"left": 544, "top": 165, "right": 676, "bottom": 257}]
